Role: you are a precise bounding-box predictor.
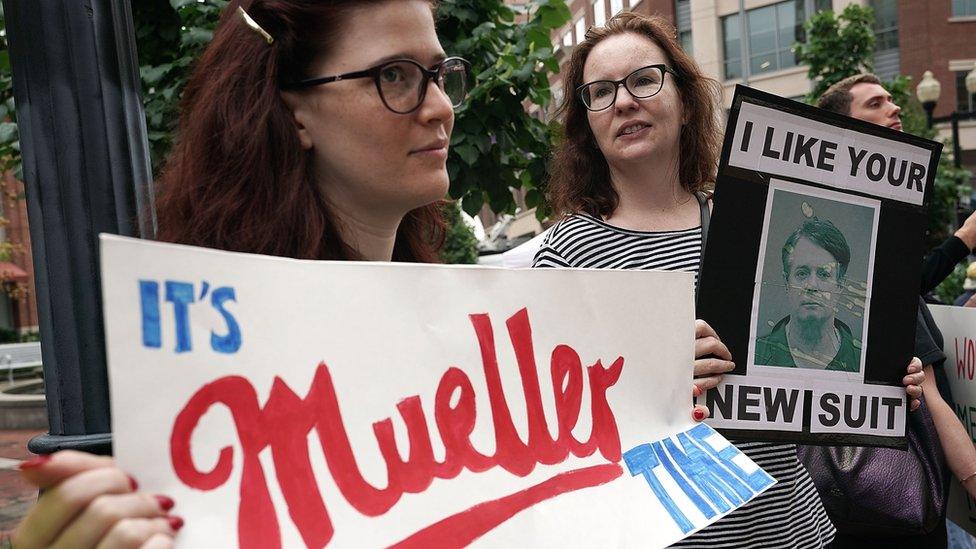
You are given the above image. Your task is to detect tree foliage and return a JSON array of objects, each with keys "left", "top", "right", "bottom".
[
  {"left": 795, "top": 5, "right": 876, "bottom": 102},
  {"left": 0, "top": 6, "right": 20, "bottom": 179},
  {"left": 796, "top": 4, "right": 972, "bottom": 257},
  {"left": 134, "top": 0, "right": 225, "bottom": 169},
  {"left": 436, "top": 0, "right": 570, "bottom": 217},
  {"left": 439, "top": 201, "right": 479, "bottom": 264}
]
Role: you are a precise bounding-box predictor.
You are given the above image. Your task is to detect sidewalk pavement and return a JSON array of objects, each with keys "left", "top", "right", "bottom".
[{"left": 0, "top": 428, "right": 44, "bottom": 536}]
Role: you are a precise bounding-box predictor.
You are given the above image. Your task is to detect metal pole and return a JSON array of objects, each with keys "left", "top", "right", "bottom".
[
  {"left": 951, "top": 112, "right": 963, "bottom": 170},
  {"left": 738, "top": 0, "right": 750, "bottom": 86},
  {"left": 2, "top": 0, "right": 154, "bottom": 455}
]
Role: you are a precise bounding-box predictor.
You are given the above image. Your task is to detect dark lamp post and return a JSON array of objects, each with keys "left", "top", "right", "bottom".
[{"left": 916, "top": 65, "right": 976, "bottom": 171}]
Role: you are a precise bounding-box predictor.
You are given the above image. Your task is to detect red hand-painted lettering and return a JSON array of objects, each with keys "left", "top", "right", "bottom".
[{"left": 170, "top": 308, "right": 624, "bottom": 547}]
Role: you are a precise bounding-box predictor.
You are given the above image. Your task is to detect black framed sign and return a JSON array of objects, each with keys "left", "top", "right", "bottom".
[{"left": 696, "top": 85, "right": 941, "bottom": 448}]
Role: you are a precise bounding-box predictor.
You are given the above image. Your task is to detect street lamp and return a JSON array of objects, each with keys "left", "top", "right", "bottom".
[
  {"left": 916, "top": 70, "right": 941, "bottom": 128},
  {"left": 916, "top": 64, "right": 976, "bottom": 170}
]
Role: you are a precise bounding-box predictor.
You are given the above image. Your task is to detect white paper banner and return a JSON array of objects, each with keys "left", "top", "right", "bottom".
[
  {"left": 928, "top": 305, "right": 976, "bottom": 536},
  {"left": 100, "top": 235, "right": 775, "bottom": 548},
  {"left": 728, "top": 102, "right": 932, "bottom": 205}
]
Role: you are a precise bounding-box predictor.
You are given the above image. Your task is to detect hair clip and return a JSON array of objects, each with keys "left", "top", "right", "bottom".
[{"left": 238, "top": 6, "right": 274, "bottom": 45}]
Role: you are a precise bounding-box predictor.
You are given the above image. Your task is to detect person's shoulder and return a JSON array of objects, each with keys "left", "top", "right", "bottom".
[
  {"left": 531, "top": 214, "right": 602, "bottom": 268},
  {"left": 542, "top": 213, "right": 602, "bottom": 247},
  {"left": 755, "top": 317, "right": 791, "bottom": 365}
]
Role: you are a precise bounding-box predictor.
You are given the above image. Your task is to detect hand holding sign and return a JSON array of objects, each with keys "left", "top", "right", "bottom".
[{"left": 13, "top": 451, "right": 181, "bottom": 548}]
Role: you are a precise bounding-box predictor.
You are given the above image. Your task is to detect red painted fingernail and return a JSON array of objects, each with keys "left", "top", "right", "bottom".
[
  {"left": 167, "top": 515, "right": 185, "bottom": 531},
  {"left": 128, "top": 475, "right": 139, "bottom": 491},
  {"left": 693, "top": 409, "right": 705, "bottom": 421},
  {"left": 19, "top": 454, "right": 51, "bottom": 470},
  {"left": 692, "top": 385, "right": 703, "bottom": 397},
  {"left": 155, "top": 495, "right": 175, "bottom": 511}
]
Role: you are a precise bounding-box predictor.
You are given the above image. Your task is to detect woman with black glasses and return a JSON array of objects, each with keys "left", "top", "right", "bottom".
[
  {"left": 11, "top": 1, "right": 468, "bottom": 547},
  {"left": 531, "top": 12, "right": 842, "bottom": 547}
]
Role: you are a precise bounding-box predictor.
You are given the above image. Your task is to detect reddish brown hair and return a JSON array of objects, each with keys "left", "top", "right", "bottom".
[
  {"left": 154, "top": 0, "right": 444, "bottom": 262},
  {"left": 547, "top": 12, "right": 721, "bottom": 218}
]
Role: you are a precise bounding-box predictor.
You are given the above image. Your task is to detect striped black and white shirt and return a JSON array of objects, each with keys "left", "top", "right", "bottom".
[{"left": 533, "top": 213, "right": 835, "bottom": 548}]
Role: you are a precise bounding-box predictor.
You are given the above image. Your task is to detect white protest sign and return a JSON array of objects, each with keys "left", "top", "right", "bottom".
[
  {"left": 728, "top": 102, "right": 932, "bottom": 205},
  {"left": 100, "top": 235, "right": 775, "bottom": 548},
  {"left": 928, "top": 305, "right": 976, "bottom": 536}
]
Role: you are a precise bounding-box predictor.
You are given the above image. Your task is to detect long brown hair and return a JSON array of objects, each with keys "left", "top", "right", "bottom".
[
  {"left": 547, "top": 12, "right": 721, "bottom": 218},
  {"left": 154, "top": 0, "right": 445, "bottom": 262}
]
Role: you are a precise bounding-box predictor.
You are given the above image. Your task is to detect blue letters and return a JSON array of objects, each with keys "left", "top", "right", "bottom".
[
  {"left": 139, "top": 280, "right": 161, "bottom": 348},
  {"left": 686, "top": 423, "right": 775, "bottom": 493},
  {"left": 623, "top": 444, "right": 695, "bottom": 534},
  {"left": 210, "top": 286, "right": 242, "bottom": 353},
  {"left": 624, "top": 424, "right": 775, "bottom": 536},
  {"left": 165, "top": 281, "right": 195, "bottom": 353}
]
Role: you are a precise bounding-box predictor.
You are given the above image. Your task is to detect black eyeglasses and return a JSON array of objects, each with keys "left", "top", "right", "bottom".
[
  {"left": 576, "top": 64, "right": 677, "bottom": 112},
  {"left": 282, "top": 57, "right": 471, "bottom": 114}
]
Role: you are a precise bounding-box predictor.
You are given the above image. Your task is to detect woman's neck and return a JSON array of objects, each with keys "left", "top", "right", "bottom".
[
  {"left": 338, "top": 211, "right": 400, "bottom": 261},
  {"left": 322, "top": 184, "right": 403, "bottom": 262},
  {"left": 603, "top": 148, "right": 698, "bottom": 231}
]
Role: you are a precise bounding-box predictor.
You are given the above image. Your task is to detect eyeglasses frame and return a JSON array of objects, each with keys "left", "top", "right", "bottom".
[
  {"left": 281, "top": 56, "right": 472, "bottom": 114},
  {"left": 576, "top": 64, "right": 679, "bottom": 112}
]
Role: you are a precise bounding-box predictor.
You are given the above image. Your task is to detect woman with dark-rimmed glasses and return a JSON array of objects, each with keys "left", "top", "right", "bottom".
[
  {"left": 11, "top": 1, "right": 468, "bottom": 546},
  {"left": 536, "top": 12, "right": 839, "bottom": 547},
  {"left": 534, "top": 11, "right": 928, "bottom": 548}
]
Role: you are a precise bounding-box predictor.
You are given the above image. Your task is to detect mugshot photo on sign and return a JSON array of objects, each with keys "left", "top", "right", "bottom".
[{"left": 750, "top": 180, "right": 879, "bottom": 377}]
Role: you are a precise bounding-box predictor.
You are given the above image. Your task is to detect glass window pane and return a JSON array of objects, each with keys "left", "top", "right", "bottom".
[
  {"left": 563, "top": 31, "right": 573, "bottom": 47},
  {"left": 725, "top": 60, "right": 742, "bottom": 80},
  {"left": 594, "top": 0, "right": 606, "bottom": 26},
  {"left": 815, "top": 0, "right": 832, "bottom": 11},
  {"left": 722, "top": 14, "right": 742, "bottom": 80},
  {"left": 952, "top": 0, "right": 976, "bottom": 16},
  {"left": 575, "top": 18, "right": 586, "bottom": 43},
  {"left": 748, "top": 6, "right": 778, "bottom": 56},
  {"left": 751, "top": 52, "right": 778, "bottom": 74},
  {"left": 680, "top": 30, "right": 693, "bottom": 54},
  {"left": 957, "top": 71, "right": 976, "bottom": 111},
  {"left": 611, "top": 0, "right": 624, "bottom": 15}
]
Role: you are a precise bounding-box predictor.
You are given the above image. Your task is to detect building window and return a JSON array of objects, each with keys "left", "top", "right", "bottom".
[
  {"left": 594, "top": 0, "right": 606, "bottom": 26},
  {"left": 679, "top": 30, "right": 693, "bottom": 53},
  {"left": 953, "top": 0, "right": 976, "bottom": 17},
  {"left": 722, "top": 0, "right": 808, "bottom": 80},
  {"left": 815, "top": 0, "right": 832, "bottom": 11},
  {"left": 871, "top": 0, "right": 898, "bottom": 51},
  {"left": 747, "top": 1, "right": 804, "bottom": 75},
  {"left": 562, "top": 30, "right": 573, "bottom": 48},
  {"left": 575, "top": 18, "right": 586, "bottom": 43},
  {"left": 722, "top": 14, "right": 742, "bottom": 80},
  {"left": 611, "top": 0, "right": 624, "bottom": 16},
  {"left": 676, "top": 0, "right": 692, "bottom": 54},
  {"left": 957, "top": 70, "right": 976, "bottom": 112}
]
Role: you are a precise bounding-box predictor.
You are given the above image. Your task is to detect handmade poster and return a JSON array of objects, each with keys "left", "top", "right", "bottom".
[
  {"left": 928, "top": 305, "right": 976, "bottom": 537},
  {"left": 697, "top": 85, "right": 942, "bottom": 447},
  {"left": 100, "top": 235, "right": 775, "bottom": 548}
]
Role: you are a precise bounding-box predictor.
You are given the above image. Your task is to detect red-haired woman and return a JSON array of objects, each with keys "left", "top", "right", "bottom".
[
  {"left": 532, "top": 13, "right": 924, "bottom": 548},
  {"left": 11, "top": 1, "right": 467, "bottom": 546}
]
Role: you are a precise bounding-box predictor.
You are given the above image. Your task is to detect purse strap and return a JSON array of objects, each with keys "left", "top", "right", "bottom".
[{"left": 695, "top": 191, "right": 710, "bottom": 298}]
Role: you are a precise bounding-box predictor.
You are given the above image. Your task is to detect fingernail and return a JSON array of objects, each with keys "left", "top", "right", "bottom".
[
  {"left": 155, "top": 495, "right": 175, "bottom": 511},
  {"left": 693, "top": 409, "right": 705, "bottom": 421},
  {"left": 693, "top": 385, "right": 703, "bottom": 397},
  {"left": 168, "top": 515, "right": 185, "bottom": 531},
  {"left": 128, "top": 475, "right": 139, "bottom": 491},
  {"left": 727, "top": 362, "right": 736, "bottom": 371},
  {"left": 19, "top": 454, "right": 52, "bottom": 470}
]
